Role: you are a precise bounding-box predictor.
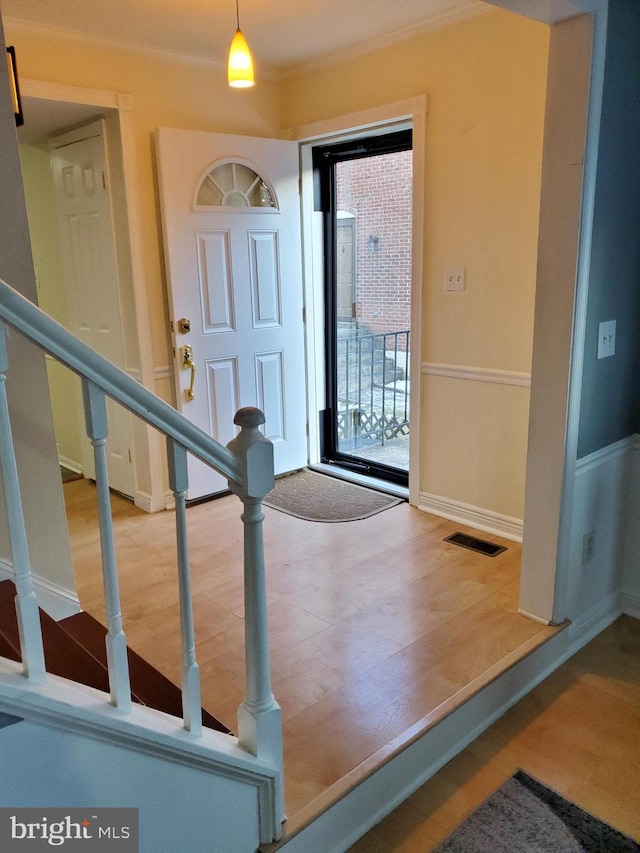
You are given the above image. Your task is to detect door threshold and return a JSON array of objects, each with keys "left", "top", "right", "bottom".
[{"left": 310, "top": 463, "right": 409, "bottom": 501}]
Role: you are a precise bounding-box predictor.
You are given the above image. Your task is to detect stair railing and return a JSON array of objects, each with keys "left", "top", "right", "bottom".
[{"left": 0, "top": 278, "right": 283, "bottom": 824}]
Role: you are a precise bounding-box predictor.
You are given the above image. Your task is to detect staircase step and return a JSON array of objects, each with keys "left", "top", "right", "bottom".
[
  {"left": 59, "top": 610, "right": 229, "bottom": 733},
  {"left": 0, "top": 628, "right": 19, "bottom": 663},
  {"left": 0, "top": 581, "right": 229, "bottom": 734},
  {"left": 0, "top": 580, "right": 110, "bottom": 693}
]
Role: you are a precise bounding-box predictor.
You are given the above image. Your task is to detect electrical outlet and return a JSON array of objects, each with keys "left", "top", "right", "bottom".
[
  {"left": 582, "top": 530, "right": 595, "bottom": 565},
  {"left": 445, "top": 267, "right": 465, "bottom": 291},
  {"left": 597, "top": 320, "right": 616, "bottom": 359}
]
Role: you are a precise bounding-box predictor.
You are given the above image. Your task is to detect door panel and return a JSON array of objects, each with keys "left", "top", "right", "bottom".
[
  {"left": 196, "top": 231, "right": 235, "bottom": 333},
  {"left": 205, "top": 358, "right": 240, "bottom": 443},
  {"left": 255, "top": 351, "right": 286, "bottom": 442},
  {"left": 249, "top": 231, "right": 281, "bottom": 328},
  {"left": 155, "top": 128, "right": 307, "bottom": 499},
  {"left": 50, "top": 119, "right": 136, "bottom": 498}
]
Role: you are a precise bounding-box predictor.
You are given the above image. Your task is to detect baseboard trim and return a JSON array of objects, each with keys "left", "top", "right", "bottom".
[
  {"left": 58, "top": 455, "right": 83, "bottom": 475},
  {"left": 566, "top": 589, "right": 622, "bottom": 651},
  {"left": 621, "top": 590, "right": 640, "bottom": 619},
  {"left": 133, "top": 490, "right": 169, "bottom": 514},
  {"left": 0, "top": 560, "right": 80, "bottom": 620},
  {"left": 418, "top": 491, "right": 523, "bottom": 542}
]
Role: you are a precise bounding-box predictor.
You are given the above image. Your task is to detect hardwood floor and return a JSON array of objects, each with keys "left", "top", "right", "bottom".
[
  {"left": 349, "top": 614, "right": 640, "bottom": 850},
  {"left": 64, "top": 478, "right": 559, "bottom": 823}
]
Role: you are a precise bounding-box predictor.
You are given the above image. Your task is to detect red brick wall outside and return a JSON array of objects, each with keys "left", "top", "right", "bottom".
[{"left": 336, "top": 150, "right": 412, "bottom": 340}]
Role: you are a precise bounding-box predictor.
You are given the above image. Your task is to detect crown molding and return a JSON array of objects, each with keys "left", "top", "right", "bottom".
[
  {"left": 2, "top": 16, "right": 272, "bottom": 77},
  {"left": 279, "top": 2, "right": 492, "bottom": 81},
  {"left": 3, "top": 16, "right": 222, "bottom": 70},
  {"left": 5, "top": 4, "right": 491, "bottom": 85}
]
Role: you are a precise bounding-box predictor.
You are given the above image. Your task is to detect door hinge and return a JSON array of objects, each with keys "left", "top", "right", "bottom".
[{"left": 128, "top": 448, "right": 132, "bottom": 463}]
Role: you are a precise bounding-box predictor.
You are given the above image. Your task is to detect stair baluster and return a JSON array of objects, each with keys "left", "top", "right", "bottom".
[
  {"left": 228, "top": 407, "right": 284, "bottom": 826},
  {"left": 82, "top": 379, "right": 132, "bottom": 712},
  {"left": 167, "top": 438, "right": 202, "bottom": 736},
  {"left": 0, "top": 324, "right": 46, "bottom": 683},
  {"left": 1, "top": 280, "right": 283, "bottom": 840}
]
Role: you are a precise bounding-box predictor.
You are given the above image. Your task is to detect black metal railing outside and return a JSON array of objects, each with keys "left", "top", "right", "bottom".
[{"left": 336, "top": 329, "right": 410, "bottom": 449}]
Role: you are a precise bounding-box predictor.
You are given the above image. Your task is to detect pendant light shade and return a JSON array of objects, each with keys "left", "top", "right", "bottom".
[
  {"left": 228, "top": 1, "right": 254, "bottom": 88},
  {"left": 228, "top": 28, "right": 254, "bottom": 87}
]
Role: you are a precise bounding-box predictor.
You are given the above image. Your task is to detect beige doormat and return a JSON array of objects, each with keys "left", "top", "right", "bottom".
[{"left": 263, "top": 469, "right": 402, "bottom": 522}]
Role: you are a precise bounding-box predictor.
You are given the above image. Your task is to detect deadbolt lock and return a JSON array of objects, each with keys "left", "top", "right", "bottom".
[{"left": 177, "top": 317, "right": 191, "bottom": 334}]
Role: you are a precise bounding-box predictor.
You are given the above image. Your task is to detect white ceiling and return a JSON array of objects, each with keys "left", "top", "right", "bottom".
[{"left": 2, "top": 0, "right": 490, "bottom": 77}]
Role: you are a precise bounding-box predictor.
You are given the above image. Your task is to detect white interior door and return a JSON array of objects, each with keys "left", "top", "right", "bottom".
[
  {"left": 50, "top": 119, "right": 136, "bottom": 498},
  {"left": 155, "top": 128, "right": 307, "bottom": 499}
]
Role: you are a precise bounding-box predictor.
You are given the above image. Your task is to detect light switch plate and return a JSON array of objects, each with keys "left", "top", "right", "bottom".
[
  {"left": 597, "top": 320, "right": 616, "bottom": 359},
  {"left": 445, "top": 267, "right": 465, "bottom": 291}
]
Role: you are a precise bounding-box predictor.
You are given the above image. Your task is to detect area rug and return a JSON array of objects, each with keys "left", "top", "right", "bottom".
[
  {"left": 263, "top": 469, "right": 402, "bottom": 522},
  {"left": 434, "top": 770, "right": 640, "bottom": 852}
]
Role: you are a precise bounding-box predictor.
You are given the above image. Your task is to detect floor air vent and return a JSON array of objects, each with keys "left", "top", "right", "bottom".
[{"left": 444, "top": 532, "right": 507, "bottom": 557}]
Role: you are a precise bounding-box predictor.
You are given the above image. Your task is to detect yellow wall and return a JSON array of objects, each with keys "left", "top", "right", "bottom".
[
  {"left": 19, "top": 142, "right": 84, "bottom": 469},
  {"left": 6, "top": 26, "right": 283, "bottom": 380},
  {"left": 0, "top": 10, "right": 75, "bottom": 598},
  {"left": 7, "top": 9, "right": 550, "bottom": 523},
  {"left": 284, "top": 10, "right": 549, "bottom": 522}
]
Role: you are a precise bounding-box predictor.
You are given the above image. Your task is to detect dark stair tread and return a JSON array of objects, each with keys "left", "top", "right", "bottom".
[
  {"left": 0, "top": 581, "right": 229, "bottom": 734},
  {"left": 0, "top": 580, "right": 110, "bottom": 694},
  {"left": 60, "top": 610, "right": 229, "bottom": 734},
  {"left": 0, "top": 629, "right": 19, "bottom": 662}
]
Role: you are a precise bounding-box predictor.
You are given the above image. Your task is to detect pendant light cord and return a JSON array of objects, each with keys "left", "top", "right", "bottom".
[{"left": 235, "top": 0, "right": 240, "bottom": 30}]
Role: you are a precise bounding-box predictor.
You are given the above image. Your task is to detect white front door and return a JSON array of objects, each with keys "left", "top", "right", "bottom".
[
  {"left": 155, "top": 128, "right": 307, "bottom": 499},
  {"left": 50, "top": 119, "right": 136, "bottom": 499}
]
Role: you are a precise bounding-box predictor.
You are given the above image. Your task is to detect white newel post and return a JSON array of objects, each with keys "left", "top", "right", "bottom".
[
  {"left": 227, "top": 407, "right": 284, "bottom": 826},
  {"left": 0, "top": 324, "right": 46, "bottom": 682}
]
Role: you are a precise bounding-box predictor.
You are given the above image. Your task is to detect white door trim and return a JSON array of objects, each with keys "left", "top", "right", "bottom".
[
  {"left": 20, "top": 78, "right": 165, "bottom": 512},
  {"left": 488, "top": 1, "right": 608, "bottom": 623},
  {"left": 292, "top": 0, "right": 608, "bottom": 629},
  {"left": 292, "top": 96, "right": 427, "bottom": 505},
  {"left": 547, "top": 1, "right": 609, "bottom": 624}
]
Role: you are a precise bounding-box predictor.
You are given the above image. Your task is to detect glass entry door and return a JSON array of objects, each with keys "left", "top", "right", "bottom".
[{"left": 314, "top": 129, "right": 412, "bottom": 486}]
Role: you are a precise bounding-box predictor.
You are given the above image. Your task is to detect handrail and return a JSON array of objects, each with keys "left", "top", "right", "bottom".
[
  {"left": 0, "top": 275, "right": 284, "bottom": 838},
  {"left": 0, "top": 279, "right": 241, "bottom": 483}
]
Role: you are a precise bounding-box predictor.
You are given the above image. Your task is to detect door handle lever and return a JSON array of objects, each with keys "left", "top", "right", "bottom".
[{"left": 181, "top": 345, "right": 196, "bottom": 401}]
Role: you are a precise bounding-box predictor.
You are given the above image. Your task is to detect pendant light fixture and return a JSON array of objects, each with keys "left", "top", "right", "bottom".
[{"left": 228, "top": 0, "right": 255, "bottom": 88}]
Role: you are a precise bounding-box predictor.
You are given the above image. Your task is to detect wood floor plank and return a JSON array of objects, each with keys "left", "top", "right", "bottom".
[
  {"left": 352, "top": 616, "right": 640, "bottom": 850},
  {"left": 62, "top": 479, "right": 559, "bottom": 825}
]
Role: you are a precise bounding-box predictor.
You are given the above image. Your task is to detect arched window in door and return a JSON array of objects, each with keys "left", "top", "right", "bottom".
[{"left": 195, "top": 161, "right": 277, "bottom": 209}]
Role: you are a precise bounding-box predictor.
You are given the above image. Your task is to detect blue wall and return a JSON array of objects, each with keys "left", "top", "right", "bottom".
[{"left": 577, "top": 0, "right": 640, "bottom": 458}]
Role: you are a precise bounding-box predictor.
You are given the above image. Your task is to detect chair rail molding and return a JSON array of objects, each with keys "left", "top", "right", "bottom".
[{"left": 422, "top": 362, "right": 531, "bottom": 387}]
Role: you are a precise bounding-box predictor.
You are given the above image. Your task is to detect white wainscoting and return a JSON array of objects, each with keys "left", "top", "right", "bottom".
[
  {"left": 622, "top": 434, "right": 640, "bottom": 618},
  {"left": 566, "top": 434, "right": 639, "bottom": 646},
  {"left": 419, "top": 361, "right": 531, "bottom": 541}
]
